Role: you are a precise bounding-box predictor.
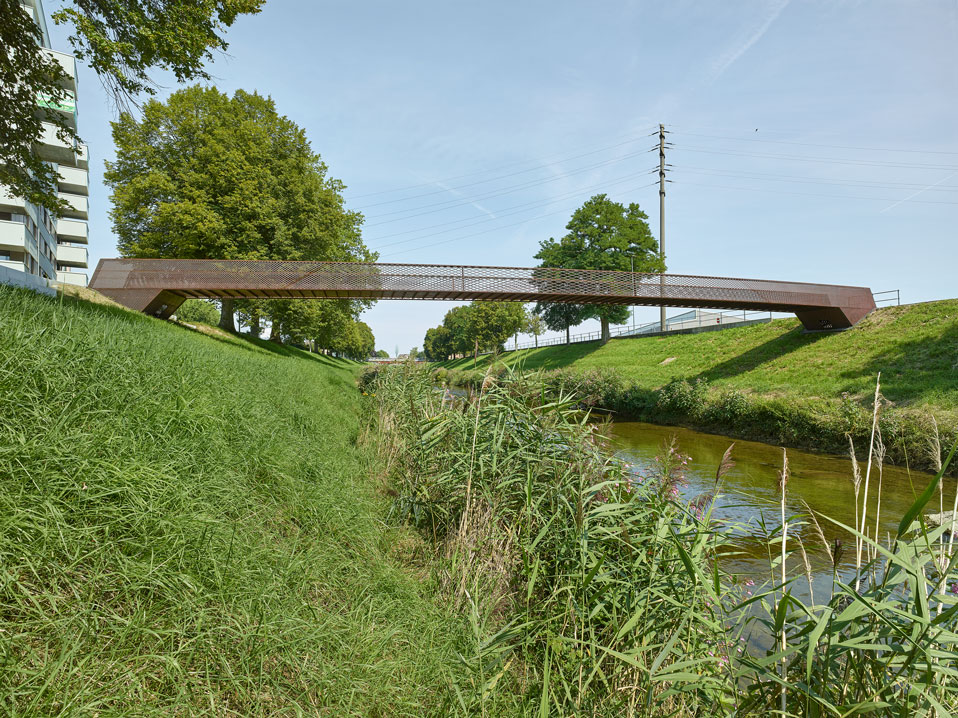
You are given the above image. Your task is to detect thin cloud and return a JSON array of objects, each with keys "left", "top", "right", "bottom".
[
  {"left": 880, "top": 171, "right": 957, "bottom": 213},
  {"left": 709, "top": 0, "right": 791, "bottom": 81},
  {"left": 432, "top": 180, "right": 498, "bottom": 219}
]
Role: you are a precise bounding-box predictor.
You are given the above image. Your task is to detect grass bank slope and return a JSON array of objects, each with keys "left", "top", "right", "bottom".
[
  {"left": 443, "top": 300, "right": 958, "bottom": 408},
  {"left": 439, "top": 300, "right": 958, "bottom": 468},
  {"left": 0, "top": 286, "right": 465, "bottom": 716}
]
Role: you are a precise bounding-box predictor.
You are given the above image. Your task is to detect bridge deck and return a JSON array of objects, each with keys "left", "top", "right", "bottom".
[{"left": 89, "top": 259, "right": 876, "bottom": 331}]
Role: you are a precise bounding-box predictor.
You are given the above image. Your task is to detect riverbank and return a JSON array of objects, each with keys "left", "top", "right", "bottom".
[
  {"left": 435, "top": 300, "right": 958, "bottom": 473},
  {"left": 362, "top": 363, "right": 958, "bottom": 715},
  {"left": 0, "top": 286, "right": 469, "bottom": 714}
]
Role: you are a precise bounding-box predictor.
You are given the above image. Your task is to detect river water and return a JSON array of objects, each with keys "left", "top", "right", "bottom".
[
  {"left": 440, "top": 386, "right": 950, "bottom": 600},
  {"left": 608, "top": 420, "right": 950, "bottom": 602}
]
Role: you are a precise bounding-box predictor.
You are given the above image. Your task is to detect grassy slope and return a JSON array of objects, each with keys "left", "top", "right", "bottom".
[
  {"left": 0, "top": 286, "right": 464, "bottom": 716},
  {"left": 441, "top": 300, "right": 958, "bottom": 412}
]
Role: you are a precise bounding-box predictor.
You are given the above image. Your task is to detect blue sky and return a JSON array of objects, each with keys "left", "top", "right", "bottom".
[{"left": 55, "top": 0, "right": 957, "bottom": 354}]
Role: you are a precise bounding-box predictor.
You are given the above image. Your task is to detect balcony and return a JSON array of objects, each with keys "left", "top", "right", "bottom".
[
  {"left": 58, "top": 192, "right": 88, "bottom": 220},
  {"left": 37, "top": 89, "right": 77, "bottom": 129},
  {"left": 44, "top": 49, "right": 77, "bottom": 93},
  {"left": 58, "top": 165, "right": 88, "bottom": 195},
  {"left": 57, "top": 218, "right": 88, "bottom": 243},
  {"left": 76, "top": 144, "right": 89, "bottom": 170},
  {"left": 37, "top": 122, "right": 80, "bottom": 164},
  {"left": 57, "top": 270, "right": 88, "bottom": 287},
  {"left": 57, "top": 244, "right": 88, "bottom": 267},
  {"left": 0, "top": 221, "right": 29, "bottom": 252}
]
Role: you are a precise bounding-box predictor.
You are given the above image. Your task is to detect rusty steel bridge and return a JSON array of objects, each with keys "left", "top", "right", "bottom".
[{"left": 89, "top": 259, "right": 877, "bottom": 331}]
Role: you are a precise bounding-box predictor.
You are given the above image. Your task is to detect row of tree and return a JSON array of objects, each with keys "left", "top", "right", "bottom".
[
  {"left": 423, "top": 194, "right": 663, "bottom": 358},
  {"left": 422, "top": 302, "right": 529, "bottom": 361}
]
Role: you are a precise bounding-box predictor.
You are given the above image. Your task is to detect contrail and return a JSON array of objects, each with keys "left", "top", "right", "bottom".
[
  {"left": 879, "top": 171, "right": 957, "bottom": 213},
  {"left": 709, "top": 0, "right": 791, "bottom": 81}
]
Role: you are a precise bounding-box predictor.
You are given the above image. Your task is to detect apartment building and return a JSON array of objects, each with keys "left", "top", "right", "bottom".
[{"left": 0, "top": 0, "right": 89, "bottom": 287}]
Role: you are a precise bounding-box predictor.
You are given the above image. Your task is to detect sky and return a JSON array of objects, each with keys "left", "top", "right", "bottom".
[{"left": 52, "top": 0, "right": 958, "bottom": 355}]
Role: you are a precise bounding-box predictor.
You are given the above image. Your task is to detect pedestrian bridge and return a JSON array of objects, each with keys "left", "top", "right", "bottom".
[{"left": 89, "top": 258, "right": 876, "bottom": 331}]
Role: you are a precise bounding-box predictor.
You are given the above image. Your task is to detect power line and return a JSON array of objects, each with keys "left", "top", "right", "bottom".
[
  {"left": 674, "top": 145, "right": 958, "bottom": 171},
  {"left": 380, "top": 182, "right": 660, "bottom": 258},
  {"left": 676, "top": 166, "right": 958, "bottom": 192},
  {"left": 672, "top": 179, "right": 958, "bottom": 205},
  {"left": 348, "top": 125, "right": 658, "bottom": 200},
  {"left": 364, "top": 148, "right": 657, "bottom": 225},
  {"left": 370, "top": 168, "right": 656, "bottom": 248},
  {"left": 671, "top": 129, "right": 958, "bottom": 157}
]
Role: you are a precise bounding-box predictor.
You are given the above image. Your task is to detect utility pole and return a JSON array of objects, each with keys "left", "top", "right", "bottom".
[{"left": 658, "top": 123, "right": 667, "bottom": 332}]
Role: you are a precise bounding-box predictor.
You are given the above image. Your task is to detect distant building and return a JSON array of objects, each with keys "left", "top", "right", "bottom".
[{"left": 0, "top": 0, "right": 89, "bottom": 287}]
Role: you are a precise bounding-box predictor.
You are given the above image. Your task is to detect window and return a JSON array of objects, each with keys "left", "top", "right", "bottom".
[{"left": 0, "top": 212, "right": 11, "bottom": 222}]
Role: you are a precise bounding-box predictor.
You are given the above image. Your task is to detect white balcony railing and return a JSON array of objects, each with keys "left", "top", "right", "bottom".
[
  {"left": 0, "top": 221, "right": 29, "bottom": 251},
  {"left": 56, "top": 244, "right": 87, "bottom": 267},
  {"left": 58, "top": 192, "right": 88, "bottom": 220},
  {"left": 57, "top": 165, "right": 88, "bottom": 195},
  {"left": 57, "top": 270, "right": 88, "bottom": 287},
  {"left": 56, "top": 218, "right": 87, "bottom": 243}
]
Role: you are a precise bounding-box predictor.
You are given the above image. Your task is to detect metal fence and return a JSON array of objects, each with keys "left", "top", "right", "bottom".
[
  {"left": 872, "top": 290, "right": 900, "bottom": 306},
  {"left": 499, "top": 309, "right": 775, "bottom": 353}
]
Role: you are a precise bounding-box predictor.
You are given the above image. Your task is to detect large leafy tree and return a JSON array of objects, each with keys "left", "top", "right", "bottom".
[
  {"left": 465, "top": 302, "right": 526, "bottom": 360},
  {"left": 423, "top": 325, "right": 454, "bottom": 361},
  {"left": 0, "top": 0, "right": 262, "bottom": 214},
  {"left": 535, "top": 194, "right": 663, "bottom": 343},
  {"left": 533, "top": 302, "right": 589, "bottom": 345},
  {"left": 105, "top": 85, "right": 373, "bottom": 330}
]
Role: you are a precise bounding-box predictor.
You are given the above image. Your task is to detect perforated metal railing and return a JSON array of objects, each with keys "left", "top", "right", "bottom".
[{"left": 89, "top": 259, "right": 877, "bottom": 330}]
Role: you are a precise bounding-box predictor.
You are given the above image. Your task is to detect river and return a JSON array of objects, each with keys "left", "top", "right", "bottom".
[{"left": 608, "top": 420, "right": 950, "bottom": 601}]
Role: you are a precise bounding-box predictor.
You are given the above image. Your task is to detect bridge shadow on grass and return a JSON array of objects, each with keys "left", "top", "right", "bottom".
[
  {"left": 839, "top": 322, "right": 958, "bottom": 404},
  {"left": 688, "top": 326, "right": 829, "bottom": 384},
  {"left": 168, "top": 321, "right": 356, "bottom": 368},
  {"left": 505, "top": 340, "right": 606, "bottom": 371}
]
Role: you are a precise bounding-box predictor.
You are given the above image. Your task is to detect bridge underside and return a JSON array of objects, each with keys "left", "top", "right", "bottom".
[{"left": 89, "top": 259, "right": 877, "bottom": 331}]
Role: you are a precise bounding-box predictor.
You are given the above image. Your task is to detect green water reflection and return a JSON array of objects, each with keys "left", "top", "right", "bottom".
[{"left": 608, "top": 421, "right": 949, "bottom": 584}]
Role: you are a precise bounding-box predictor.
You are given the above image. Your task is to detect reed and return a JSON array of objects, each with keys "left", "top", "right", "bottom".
[{"left": 365, "top": 364, "right": 958, "bottom": 716}]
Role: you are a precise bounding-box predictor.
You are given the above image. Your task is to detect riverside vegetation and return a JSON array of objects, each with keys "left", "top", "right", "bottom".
[
  {"left": 4, "top": 283, "right": 956, "bottom": 715},
  {"left": 435, "top": 300, "right": 958, "bottom": 474},
  {"left": 0, "top": 286, "right": 473, "bottom": 715},
  {"left": 361, "top": 362, "right": 958, "bottom": 716}
]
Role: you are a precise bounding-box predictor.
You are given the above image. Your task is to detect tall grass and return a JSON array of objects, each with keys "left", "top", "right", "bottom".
[
  {"left": 364, "top": 364, "right": 958, "bottom": 716},
  {"left": 0, "top": 286, "right": 469, "bottom": 715}
]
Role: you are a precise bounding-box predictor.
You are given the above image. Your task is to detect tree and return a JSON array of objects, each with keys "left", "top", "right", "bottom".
[
  {"left": 534, "top": 302, "right": 589, "bottom": 345},
  {"left": 374, "top": 349, "right": 389, "bottom": 359},
  {"left": 535, "top": 194, "right": 662, "bottom": 343},
  {"left": 0, "top": 0, "right": 262, "bottom": 214},
  {"left": 105, "top": 86, "right": 373, "bottom": 331},
  {"left": 442, "top": 305, "right": 475, "bottom": 358},
  {"left": 174, "top": 299, "right": 220, "bottom": 325},
  {"left": 525, "top": 310, "right": 546, "bottom": 348},
  {"left": 423, "top": 325, "right": 453, "bottom": 361},
  {"left": 465, "top": 302, "right": 526, "bottom": 360}
]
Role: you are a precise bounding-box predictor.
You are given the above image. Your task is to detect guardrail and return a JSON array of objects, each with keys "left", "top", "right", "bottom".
[
  {"left": 872, "top": 290, "right": 900, "bottom": 306},
  {"left": 497, "top": 309, "right": 775, "bottom": 354}
]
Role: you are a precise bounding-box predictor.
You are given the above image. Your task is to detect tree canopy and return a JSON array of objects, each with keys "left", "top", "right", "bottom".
[
  {"left": 535, "top": 194, "right": 662, "bottom": 342},
  {"left": 174, "top": 299, "right": 220, "bottom": 326},
  {"left": 421, "top": 302, "right": 526, "bottom": 361},
  {"left": 105, "top": 85, "right": 374, "bottom": 331},
  {"left": 0, "top": 0, "right": 262, "bottom": 214}
]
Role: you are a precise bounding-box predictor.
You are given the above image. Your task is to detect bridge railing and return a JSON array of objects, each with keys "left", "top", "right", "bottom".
[{"left": 492, "top": 309, "right": 775, "bottom": 354}]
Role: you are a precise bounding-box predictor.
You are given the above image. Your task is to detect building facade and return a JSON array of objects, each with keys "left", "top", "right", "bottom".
[{"left": 0, "top": 0, "right": 89, "bottom": 287}]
